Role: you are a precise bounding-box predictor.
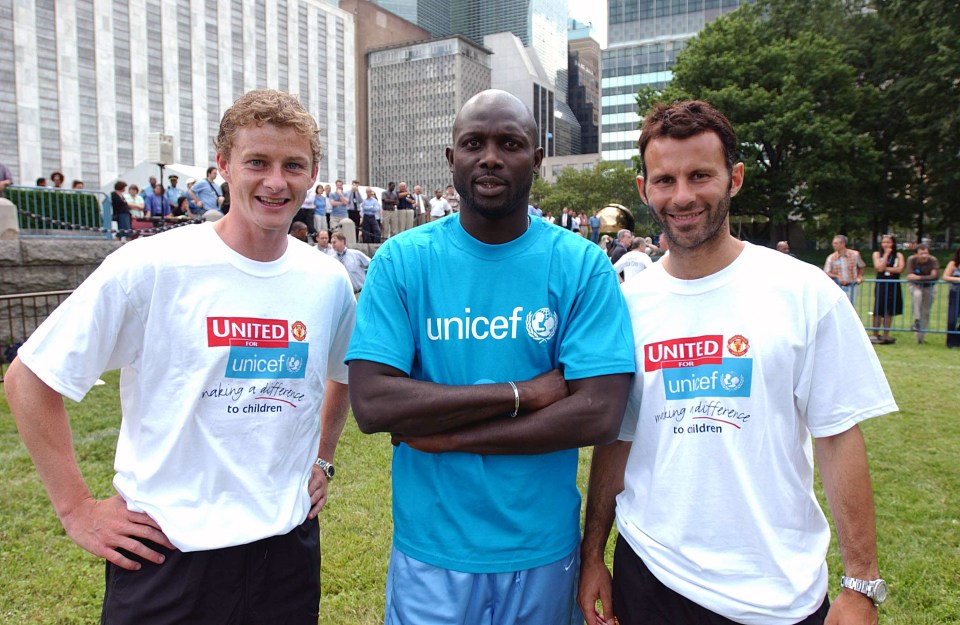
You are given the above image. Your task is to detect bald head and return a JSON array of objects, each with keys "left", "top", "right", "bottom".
[{"left": 453, "top": 90, "right": 539, "bottom": 147}]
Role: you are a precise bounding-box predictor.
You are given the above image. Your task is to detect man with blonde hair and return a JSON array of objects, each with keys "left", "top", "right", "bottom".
[{"left": 5, "top": 89, "right": 355, "bottom": 624}]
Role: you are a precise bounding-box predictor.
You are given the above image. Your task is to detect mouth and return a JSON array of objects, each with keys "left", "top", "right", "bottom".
[
  {"left": 473, "top": 176, "right": 508, "bottom": 196},
  {"left": 256, "top": 196, "right": 290, "bottom": 208},
  {"left": 667, "top": 209, "right": 704, "bottom": 224}
]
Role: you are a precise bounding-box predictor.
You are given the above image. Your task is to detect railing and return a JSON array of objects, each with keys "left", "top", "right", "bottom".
[
  {"left": 0, "top": 290, "right": 73, "bottom": 382},
  {"left": 3, "top": 186, "right": 112, "bottom": 239},
  {"left": 849, "top": 278, "right": 959, "bottom": 340}
]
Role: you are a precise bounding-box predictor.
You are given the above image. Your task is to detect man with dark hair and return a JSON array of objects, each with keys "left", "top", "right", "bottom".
[
  {"left": 381, "top": 181, "right": 399, "bottom": 238},
  {"left": 5, "top": 89, "right": 355, "bottom": 623},
  {"left": 164, "top": 175, "right": 182, "bottom": 213},
  {"left": 36, "top": 177, "right": 47, "bottom": 187},
  {"left": 71, "top": 179, "right": 84, "bottom": 190},
  {"left": 578, "top": 100, "right": 897, "bottom": 625},
  {"left": 188, "top": 166, "right": 223, "bottom": 215},
  {"left": 905, "top": 243, "right": 939, "bottom": 344},
  {"left": 347, "top": 89, "right": 635, "bottom": 624},
  {"left": 110, "top": 180, "right": 131, "bottom": 240}
]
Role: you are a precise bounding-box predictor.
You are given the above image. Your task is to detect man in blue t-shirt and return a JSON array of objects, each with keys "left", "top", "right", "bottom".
[
  {"left": 188, "top": 167, "right": 222, "bottom": 215},
  {"left": 345, "top": 89, "right": 636, "bottom": 625}
]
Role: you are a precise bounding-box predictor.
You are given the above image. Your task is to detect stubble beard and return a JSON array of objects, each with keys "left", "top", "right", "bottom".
[
  {"left": 649, "top": 192, "right": 732, "bottom": 252},
  {"left": 456, "top": 178, "right": 531, "bottom": 222}
]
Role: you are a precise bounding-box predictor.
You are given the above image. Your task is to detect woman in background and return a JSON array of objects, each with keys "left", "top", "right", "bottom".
[
  {"left": 871, "top": 234, "right": 904, "bottom": 344},
  {"left": 944, "top": 247, "right": 960, "bottom": 349}
]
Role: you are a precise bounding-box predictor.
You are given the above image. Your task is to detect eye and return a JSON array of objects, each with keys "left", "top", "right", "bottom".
[
  {"left": 286, "top": 162, "right": 304, "bottom": 170},
  {"left": 248, "top": 159, "right": 263, "bottom": 167}
]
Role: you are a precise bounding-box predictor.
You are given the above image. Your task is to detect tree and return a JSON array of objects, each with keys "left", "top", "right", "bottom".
[
  {"left": 638, "top": 0, "right": 882, "bottom": 243},
  {"left": 533, "top": 162, "right": 654, "bottom": 230}
]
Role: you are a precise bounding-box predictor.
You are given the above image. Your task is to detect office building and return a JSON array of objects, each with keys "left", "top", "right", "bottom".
[
  {"left": 568, "top": 19, "right": 601, "bottom": 154},
  {"left": 602, "top": 0, "right": 749, "bottom": 163},
  {"left": 367, "top": 35, "right": 491, "bottom": 194},
  {"left": 2, "top": 0, "right": 356, "bottom": 189}
]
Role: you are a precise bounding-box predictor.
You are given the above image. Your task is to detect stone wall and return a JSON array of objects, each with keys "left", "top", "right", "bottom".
[{"left": 0, "top": 238, "right": 121, "bottom": 296}]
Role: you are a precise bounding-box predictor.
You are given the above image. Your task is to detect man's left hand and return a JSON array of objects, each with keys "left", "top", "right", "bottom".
[
  {"left": 306, "top": 464, "right": 329, "bottom": 520},
  {"left": 825, "top": 590, "right": 878, "bottom": 625}
]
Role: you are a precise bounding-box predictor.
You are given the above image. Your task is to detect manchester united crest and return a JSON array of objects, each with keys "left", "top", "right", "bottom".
[
  {"left": 291, "top": 321, "right": 307, "bottom": 342},
  {"left": 727, "top": 334, "right": 749, "bottom": 357}
]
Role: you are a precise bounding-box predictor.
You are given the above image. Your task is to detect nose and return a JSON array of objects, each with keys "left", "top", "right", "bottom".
[
  {"left": 672, "top": 179, "right": 695, "bottom": 208},
  {"left": 478, "top": 143, "right": 503, "bottom": 169},
  {"left": 264, "top": 164, "right": 287, "bottom": 192}
]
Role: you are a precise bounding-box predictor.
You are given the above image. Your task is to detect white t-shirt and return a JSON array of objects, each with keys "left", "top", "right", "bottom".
[
  {"left": 617, "top": 242, "right": 896, "bottom": 624},
  {"left": 18, "top": 223, "right": 356, "bottom": 551},
  {"left": 613, "top": 250, "right": 653, "bottom": 280},
  {"left": 429, "top": 196, "right": 450, "bottom": 218}
]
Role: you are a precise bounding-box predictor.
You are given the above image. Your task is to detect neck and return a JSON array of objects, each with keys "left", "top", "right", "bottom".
[
  {"left": 459, "top": 206, "right": 529, "bottom": 245},
  {"left": 661, "top": 230, "right": 744, "bottom": 280},
  {"left": 213, "top": 214, "right": 289, "bottom": 262}
]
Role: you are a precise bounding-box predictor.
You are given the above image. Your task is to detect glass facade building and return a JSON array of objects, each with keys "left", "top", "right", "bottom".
[{"left": 601, "top": 0, "right": 749, "bottom": 163}]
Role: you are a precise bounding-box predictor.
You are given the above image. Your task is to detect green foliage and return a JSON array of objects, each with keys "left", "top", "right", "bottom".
[
  {"left": 3, "top": 346, "right": 960, "bottom": 623},
  {"left": 636, "top": 0, "right": 960, "bottom": 245},
  {"left": 533, "top": 162, "right": 654, "bottom": 231}
]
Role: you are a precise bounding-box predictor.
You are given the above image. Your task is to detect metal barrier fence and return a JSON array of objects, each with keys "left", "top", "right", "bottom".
[
  {"left": 4, "top": 185, "right": 112, "bottom": 239},
  {"left": 851, "top": 278, "right": 959, "bottom": 339},
  {"left": 0, "top": 290, "right": 73, "bottom": 382}
]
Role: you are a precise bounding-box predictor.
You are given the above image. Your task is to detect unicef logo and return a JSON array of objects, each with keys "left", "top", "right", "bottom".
[
  {"left": 720, "top": 371, "right": 745, "bottom": 392},
  {"left": 525, "top": 308, "right": 558, "bottom": 343},
  {"left": 286, "top": 354, "right": 304, "bottom": 374}
]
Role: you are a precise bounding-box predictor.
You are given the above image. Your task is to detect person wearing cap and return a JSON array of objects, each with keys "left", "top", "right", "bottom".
[{"left": 164, "top": 176, "right": 182, "bottom": 213}]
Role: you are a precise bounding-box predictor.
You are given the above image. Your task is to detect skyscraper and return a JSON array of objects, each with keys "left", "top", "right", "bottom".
[
  {"left": 568, "top": 19, "right": 601, "bottom": 154},
  {"left": 601, "top": 0, "right": 750, "bottom": 163}
]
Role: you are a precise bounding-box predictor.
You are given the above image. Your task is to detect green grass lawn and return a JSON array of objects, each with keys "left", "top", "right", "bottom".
[{"left": 2, "top": 341, "right": 959, "bottom": 623}]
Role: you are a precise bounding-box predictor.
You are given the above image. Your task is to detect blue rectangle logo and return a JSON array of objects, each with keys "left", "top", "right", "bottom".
[
  {"left": 662, "top": 358, "right": 752, "bottom": 400},
  {"left": 225, "top": 342, "right": 309, "bottom": 379}
]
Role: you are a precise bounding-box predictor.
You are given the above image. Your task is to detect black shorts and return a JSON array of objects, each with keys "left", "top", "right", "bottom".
[
  {"left": 101, "top": 517, "right": 320, "bottom": 625},
  {"left": 611, "top": 535, "right": 830, "bottom": 625}
]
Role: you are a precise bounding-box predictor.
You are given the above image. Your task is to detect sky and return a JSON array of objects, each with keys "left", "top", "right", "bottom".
[{"left": 568, "top": 0, "right": 608, "bottom": 46}]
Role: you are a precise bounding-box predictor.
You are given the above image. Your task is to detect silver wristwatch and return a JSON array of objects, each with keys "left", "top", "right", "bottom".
[
  {"left": 840, "top": 576, "right": 887, "bottom": 606},
  {"left": 314, "top": 458, "right": 335, "bottom": 480}
]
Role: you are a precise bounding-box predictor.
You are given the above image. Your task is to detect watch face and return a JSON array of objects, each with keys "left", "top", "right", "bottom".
[
  {"left": 326, "top": 464, "right": 335, "bottom": 478},
  {"left": 873, "top": 580, "right": 888, "bottom": 603}
]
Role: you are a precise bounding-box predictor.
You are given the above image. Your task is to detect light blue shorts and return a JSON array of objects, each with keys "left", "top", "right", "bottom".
[{"left": 384, "top": 545, "right": 583, "bottom": 625}]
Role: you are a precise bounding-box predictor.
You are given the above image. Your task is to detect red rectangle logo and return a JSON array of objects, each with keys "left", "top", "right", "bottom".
[
  {"left": 644, "top": 335, "right": 723, "bottom": 372},
  {"left": 207, "top": 317, "right": 289, "bottom": 348}
]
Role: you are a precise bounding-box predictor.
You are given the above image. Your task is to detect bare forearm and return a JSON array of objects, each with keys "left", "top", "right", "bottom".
[
  {"left": 582, "top": 440, "right": 631, "bottom": 562},
  {"left": 396, "top": 374, "right": 632, "bottom": 455},
  {"left": 4, "top": 359, "right": 93, "bottom": 519},
  {"left": 318, "top": 380, "right": 350, "bottom": 462},
  {"left": 815, "top": 426, "right": 879, "bottom": 579}
]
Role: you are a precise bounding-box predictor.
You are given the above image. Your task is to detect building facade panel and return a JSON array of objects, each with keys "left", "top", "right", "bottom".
[{"left": 1, "top": 0, "right": 356, "bottom": 189}]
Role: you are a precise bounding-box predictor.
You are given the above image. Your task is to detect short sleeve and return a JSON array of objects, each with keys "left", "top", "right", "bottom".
[
  {"left": 344, "top": 250, "right": 415, "bottom": 374},
  {"left": 325, "top": 276, "right": 356, "bottom": 384}
]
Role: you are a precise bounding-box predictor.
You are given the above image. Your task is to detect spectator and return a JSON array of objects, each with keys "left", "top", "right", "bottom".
[
  {"left": 141, "top": 176, "right": 157, "bottom": 200},
  {"left": 171, "top": 196, "right": 190, "bottom": 218},
  {"left": 164, "top": 176, "right": 181, "bottom": 213},
  {"left": 527, "top": 203, "right": 543, "bottom": 218},
  {"left": 125, "top": 184, "right": 145, "bottom": 219},
  {"left": 36, "top": 177, "right": 47, "bottom": 187},
  {"left": 871, "top": 234, "right": 905, "bottom": 344},
  {"left": 906, "top": 243, "right": 940, "bottom": 344},
  {"left": 359, "top": 187, "right": 381, "bottom": 244},
  {"left": 559, "top": 206, "right": 575, "bottom": 230},
  {"left": 110, "top": 180, "right": 131, "bottom": 240},
  {"left": 612, "top": 238, "right": 653, "bottom": 282},
  {"left": 412, "top": 185, "right": 428, "bottom": 227},
  {"left": 0, "top": 161, "right": 14, "bottom": 192},
  {"left": 331, "top": 231, "right": 369, "bottom": 294},
  {"left": 220, "top": 181, "right": 230, "bottom": 214},
  {"left": 188, "top": 167, "right": 223, "bottom": 215},
  {"left": 588, "top": 211, "right": 601, "bottom": 244},
  {"left": 823, "top": 234, "right": 865, "bottom": 304},
  {"left": 444, "top": 183, "right": 459, "bottom": 213},
  {"left": 289, "top": 221, "right": 309, "bottom": 242},
  {"left": 610, "top": 229, "right": 633, "bottom": 264},
  {"left": 144, "top": 183, "right": 168, "bottom": 218},
  {"left": 185, "top": 179, "right": 199, "bottom": 214},
  {"left": 945, "top": 246, "right": 960, "bottom": 349},
  {"left": 3, "top": 87, "right": 355, "bottom": 624},
  {"left": 315, "top": 229, "right": 335, "bottom": 256},
  {"left": 50, "top": 171, "right": 65, "bottom": 188},
  {"left": 313, "top": 184, "right": 327, "bottom": 235},
  {"left": 328, "top": 179, "right": 349, "bottom": 231},
  {"left": 397, "top": 181, "right": 415, "bottom": 233},
  {"left": 578, "top": 211, "right": 590, "bottom": 239},
  {"left": 346, "top": 180, "right": 364, "bottom": 234},
  {"left": 776, "top": 240, "right": 791, "bottom": 254},
  {"left": 428, "top": 188, "right": 450, "bottom": 222},
  {"left": 381, "top": 182, "right": 399, "bottom": 239},
  {"left": 71, "top": 180, "right": 84, "bottom": 190},
  {"left": 295, "top": 185, "right": 318, "bottom": 238}
]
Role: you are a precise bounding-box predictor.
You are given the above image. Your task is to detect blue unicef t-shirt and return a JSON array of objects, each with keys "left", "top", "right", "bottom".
[{"left": 346, "top": 214, "right": 635, "bottom": 573}]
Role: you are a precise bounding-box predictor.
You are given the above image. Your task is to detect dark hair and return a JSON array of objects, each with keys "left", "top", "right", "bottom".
[
  {"left": 880, "top": 233, "right": 897, "bottom": 250},
  {"left": 916, "top": 243, "right": 930, "bottom": 252},
  {"left": 952, "top": 246, "right": 960, "bottom": 266},
  {"left": 114, "top": 180, "right": 127, "bottom": 191},
  {"left": 206, "top": 166, "right": 217, "bottom": 177},
  {"left": 638, "top": 100, "right": 737, "bottom": 178}
]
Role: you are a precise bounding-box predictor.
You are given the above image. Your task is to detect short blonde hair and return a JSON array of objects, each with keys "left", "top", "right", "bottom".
[{"left": 214, "top": 89, "right": 322, "bottom": 166}]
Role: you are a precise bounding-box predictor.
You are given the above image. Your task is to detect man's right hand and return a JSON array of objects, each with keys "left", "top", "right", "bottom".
[
  {"left": 61, "top": 494, "right": 175, "bottom": 571},
  {"left": 516, "top": 368, "right": 569, "bottom": 412},
  {"left": 578, "top": 556, "right": 616, "bottom": 625}
]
